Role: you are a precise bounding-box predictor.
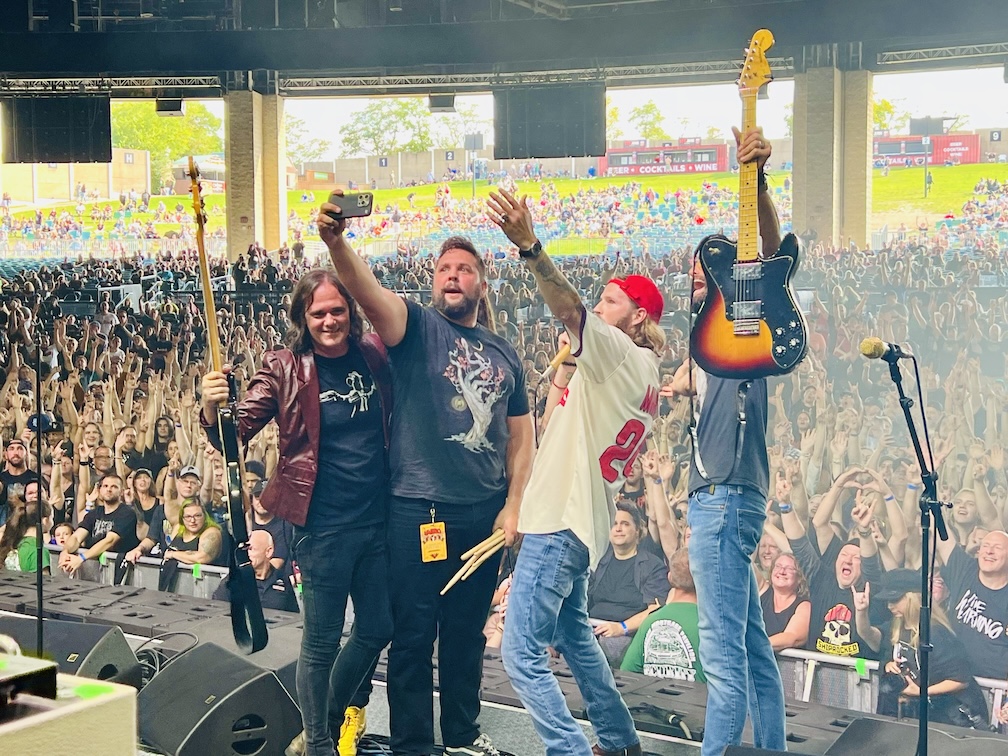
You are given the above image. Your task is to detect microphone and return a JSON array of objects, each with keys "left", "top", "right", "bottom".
[
  {"left": 542, "top": 344, "right": 572, "bottom": 380},
  {"left": 859, "top": 337, "right": 911, "bottom": 362}
]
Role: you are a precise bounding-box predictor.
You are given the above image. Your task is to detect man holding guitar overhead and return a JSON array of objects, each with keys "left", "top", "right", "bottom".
[
  {"left": 667, "top": 124, "right": 790, "bottom": 756},
  {"left": 201, "top": 267, "right": 394, "bottom": 756}
]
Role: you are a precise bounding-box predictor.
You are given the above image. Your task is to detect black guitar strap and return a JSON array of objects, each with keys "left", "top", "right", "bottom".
[
  {"left": 219, "top": 394, "right": 268, "bottom": 654},
  {"left": 691, "top": 379, "right": 751, "bottom": 487}
]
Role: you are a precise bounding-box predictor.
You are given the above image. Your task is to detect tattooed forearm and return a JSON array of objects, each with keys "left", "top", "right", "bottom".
[{"left": 526, "top": 250, "right": 585, "bottom": 329}]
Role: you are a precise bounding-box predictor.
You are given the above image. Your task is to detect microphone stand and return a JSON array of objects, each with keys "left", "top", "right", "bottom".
[
  {"left": 878, "top": 352, "right": 947, "bottom": 756},
  {"left": 34, "top": 322, "right": 45, "bottom": 658}
]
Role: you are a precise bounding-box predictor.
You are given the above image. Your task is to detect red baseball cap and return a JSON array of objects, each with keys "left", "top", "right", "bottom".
[{"left": 609, "top": 275, "right": 664, "bottom": 323}]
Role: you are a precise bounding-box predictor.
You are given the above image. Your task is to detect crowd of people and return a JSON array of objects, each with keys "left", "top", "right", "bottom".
[{"left": 2, "top": 160, "right": 1008, "bottom": 753}]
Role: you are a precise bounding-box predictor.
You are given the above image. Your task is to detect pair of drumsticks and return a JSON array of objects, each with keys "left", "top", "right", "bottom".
[{"left": 440, "top": 529, "right": 506, "bottom": 595}]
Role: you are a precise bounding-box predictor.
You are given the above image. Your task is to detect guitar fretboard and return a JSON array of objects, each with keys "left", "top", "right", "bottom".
[{"left": 738, "top": 88, "right": 760, "bottom": 263}]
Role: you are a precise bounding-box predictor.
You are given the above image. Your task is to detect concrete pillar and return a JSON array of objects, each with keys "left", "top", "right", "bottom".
[
  {"left": 792, "top": 66, "right": 873, "bottom": 248},
  {"left": 261, "top": 94, "right": 287, "bottom": 251},
  {"left": 841, "top": 69, "right": 872, "bottom": 248},
  {"left": 225, "top": 90, "right": 265, "bottom": 261}
]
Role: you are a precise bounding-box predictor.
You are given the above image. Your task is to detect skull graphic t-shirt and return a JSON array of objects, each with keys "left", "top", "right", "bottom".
[{"left": 790, "top": 533, "right": 883, "bottom": 660}]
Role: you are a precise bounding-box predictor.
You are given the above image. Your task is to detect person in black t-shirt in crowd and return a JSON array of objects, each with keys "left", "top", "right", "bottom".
[
  {"left": 588, "top": 502, "right": 670, "bottom": 666},
  {"left": 214, "top": 529, "right": 298, "bottom": 613},
  {"left": 320, "top": 196, "right": 534, "bottom": 756},
  {"left": 935, "top": 528, "right": 1008, "bottom": 681},
  {"left": 202, "top": 267, "right": 393, "bottom": 756},
  {"left": 1, "top": 438, "right": 36, "bottom": 517},
  {"left": 760, "top": 552, "right": 812, "bottom": 651},
  {"left": 249, "top": 478, "right": 293, "bottom": 577},
  {"left": 868, "top": 569, "right": 989, "bottom": 728},
  {"left": 781, "top": 468, "right": 883, "bottom": 660},
  {"left": 58, "top": 472, "right": 138, "bottom": 581}
]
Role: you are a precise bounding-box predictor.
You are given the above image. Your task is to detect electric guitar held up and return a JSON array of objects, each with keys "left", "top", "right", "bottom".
[
  {"left": 188, "top": 157, "right": 268, "bottom": 653},
  {"left": 689, "top": 29, "right": 808, "bottom": 380}
]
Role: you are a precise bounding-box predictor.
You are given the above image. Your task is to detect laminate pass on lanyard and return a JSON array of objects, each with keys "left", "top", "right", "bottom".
[{"left": 421, "top": 507, "right": 447, "bottom": 563}]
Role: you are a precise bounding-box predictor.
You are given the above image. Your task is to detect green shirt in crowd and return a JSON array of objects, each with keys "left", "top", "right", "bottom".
[{"left": 620, "top": 602, "right": 705, "bottom": 683}]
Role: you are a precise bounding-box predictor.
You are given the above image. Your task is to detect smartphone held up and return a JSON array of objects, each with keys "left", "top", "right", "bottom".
[{"left": 325, "top": 190, "right": 374, "bottom": 221}]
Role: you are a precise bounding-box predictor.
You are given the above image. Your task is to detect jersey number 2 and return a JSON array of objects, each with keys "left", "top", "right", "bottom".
[{"left": 599, "top": 419, "right": 646, "bottom": 483}]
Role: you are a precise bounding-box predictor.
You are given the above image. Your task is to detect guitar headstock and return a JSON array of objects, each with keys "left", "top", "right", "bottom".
[
  {"left": 739, "top": 29, "right": 775, "bottom": 95},
  {"left": 187, "top": 156, "right": 207, "bottom": 231}
]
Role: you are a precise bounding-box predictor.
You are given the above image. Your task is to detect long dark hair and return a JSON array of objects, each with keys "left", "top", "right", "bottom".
[
  {"left": 285, "top": 268, "right": 364, "bottom": 355},
  {"left": 0, "top": 498, "right": 52, "bottom": 567}
]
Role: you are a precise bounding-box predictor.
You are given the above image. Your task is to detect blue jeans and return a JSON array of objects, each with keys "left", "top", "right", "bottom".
[
  {"left": 294, "top": 524, "right": 394, "bottom": 756},
  {"left": 687, "top": 485, "right": 786, "bottom": 756},
  {"left": 502, "top": 531, "right": 639, "bottom": 756}
]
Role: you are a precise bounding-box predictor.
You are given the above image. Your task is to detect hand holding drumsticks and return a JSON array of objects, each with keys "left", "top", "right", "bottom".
[{"left": 441, "top": 529, "right": 506, "bottom": 596}]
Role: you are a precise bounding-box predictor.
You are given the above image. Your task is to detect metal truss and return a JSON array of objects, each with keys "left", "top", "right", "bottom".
[
  {"left": 877, "top": 43, "right": 1008, "bottom": 65},
  {"left": 278, "top": 57, "right": 795, "bottom": 93},
  {"left": 0, "top": 76, "right": 222, "bottom": 94}
]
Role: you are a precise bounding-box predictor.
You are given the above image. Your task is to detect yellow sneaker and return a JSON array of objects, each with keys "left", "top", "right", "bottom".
[{"left": 337, "top": 706, "right": 367, "bottom": 756}]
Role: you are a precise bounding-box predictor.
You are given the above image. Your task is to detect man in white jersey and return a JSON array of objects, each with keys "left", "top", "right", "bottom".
[{"left": 487, "top": 188, "right": 665, "bottom": 756}]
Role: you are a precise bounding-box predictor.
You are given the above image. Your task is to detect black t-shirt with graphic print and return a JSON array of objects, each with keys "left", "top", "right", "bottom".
[
  {"left": 79, "top": 503, "right": 139, "bottom": 553},
  {"left": 944, "top": 544, "right": 1008, "bottom": 679},
  {"left": 305, "top": 344, "right": 386, "bottom": 532},
  {"left": 387, "top": 300, "right": 528, "bottom": 505}
]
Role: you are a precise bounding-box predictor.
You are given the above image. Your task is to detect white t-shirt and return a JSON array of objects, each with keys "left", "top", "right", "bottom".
[{"left": 518, "top": 311, "right": 660, "bottom": 569}]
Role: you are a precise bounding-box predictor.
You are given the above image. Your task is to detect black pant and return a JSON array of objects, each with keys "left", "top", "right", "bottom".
[
  {"left": 294, "top": 523, "right": 393, "bottom": 756},
  {"left": 387, "top": 494, "right": 503, "bottom": 755}
]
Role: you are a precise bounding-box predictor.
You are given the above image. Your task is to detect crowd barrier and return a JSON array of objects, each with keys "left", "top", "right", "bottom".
[{"left": 42, "top": 544, "right": 227, "bottom": 600}]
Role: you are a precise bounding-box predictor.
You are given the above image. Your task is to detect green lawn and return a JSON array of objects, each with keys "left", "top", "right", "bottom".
[
  {"left": 10, "top": 163, "right": 1008, "bottom": 240},
  {"left": 872, "top": 162, "right": 1004, "bottom": 223}
]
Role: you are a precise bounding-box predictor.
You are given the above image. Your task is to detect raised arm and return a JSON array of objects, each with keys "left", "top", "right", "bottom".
[
  {"left": 733, "top": 126, "right": 781, "bottom": 256},
  {"left": 317, "top": 194, "right": 408, "bottom": 347},
  {"left": 487, "top": 188, "right": 585, "bottom": 334}
]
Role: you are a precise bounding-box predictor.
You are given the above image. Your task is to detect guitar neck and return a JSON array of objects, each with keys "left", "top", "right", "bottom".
[{"left": 738, "top": 88, "right": 760, "bottom": 263}]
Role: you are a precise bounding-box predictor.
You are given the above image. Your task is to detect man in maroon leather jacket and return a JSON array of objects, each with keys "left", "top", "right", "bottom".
[{"left": 202, "top": 268, "right": 392, "bottom": 756}]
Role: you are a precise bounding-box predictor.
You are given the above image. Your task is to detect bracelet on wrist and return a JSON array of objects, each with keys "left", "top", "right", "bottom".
[
  {"left": 757, "top": 168, "right": 769, "bottom": 193},
  {"left": 907, "top": 483, "right": 919, "bottom": 490},
  {"left": 78, "top": 550, "right": 88, "bottom": 561},
  {"left": 562, "top": 361, "right": 577, "bottom": 368},
  {"left": 884, "top": 495, "right": 895, "bottom": 502},
  {"left": 551, "top": 377, "right": 568, "bottom": 390},
  {"left": 620, "top": 621, "right": 629, "bottom": 636},
  {"left": 857, "top": 528, "right": 872, "bottom": 537},
  {"left": 778, "top": 502, "right": 793, "bottom": 514}
]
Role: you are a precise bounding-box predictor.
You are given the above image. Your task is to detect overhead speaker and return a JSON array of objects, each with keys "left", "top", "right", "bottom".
[
  {"left": 429, "top": 94, "right": 456, "bottom": 113},
  {"left": 824, "top": 717, "right": 1008, "bottom": 755},
  {"left": 138, "top": 642, "right": 302, "bottom": 756},
  {"left": 156, "top": 98, "right": 185, "bottom": 117},
  {"left": 0, "top": 615, "right": 141, "bottom": 688}
]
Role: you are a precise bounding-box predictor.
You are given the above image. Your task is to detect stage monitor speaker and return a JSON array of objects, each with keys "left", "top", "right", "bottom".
[
  {"left": 138, "top": 642, "right": 302, "bottom": 756},
  {"left": 0, "top": 614, "right": 142, "bottom": 688},
  {"left": 0, "top": 0, "right": 29, "bottom": 32},
  {"left": 824, "top": 717, "right": 1008, "bottom": 755}
]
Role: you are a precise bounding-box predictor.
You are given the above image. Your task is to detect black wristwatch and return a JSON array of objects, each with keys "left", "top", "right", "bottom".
[{"left": 518, "top": 240, "right": 543, "bottom": 259}]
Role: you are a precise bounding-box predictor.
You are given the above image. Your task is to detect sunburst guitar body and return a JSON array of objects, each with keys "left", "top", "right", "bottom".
[
  {"left": 690, "top": 231, "right": 807, "bottom": 378},
  {"left": 689, "top": 28, "right": 808, "bottom": 380}
]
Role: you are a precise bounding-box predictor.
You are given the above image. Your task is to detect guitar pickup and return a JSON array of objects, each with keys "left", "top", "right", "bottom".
[
  {"left": 732, "top": 300, "right": 762, "bottom": 321},
  {"left": 732, "top": 262, "right": 763, "bottom": 281}
]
